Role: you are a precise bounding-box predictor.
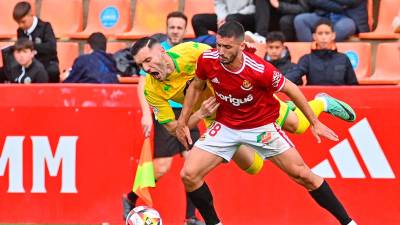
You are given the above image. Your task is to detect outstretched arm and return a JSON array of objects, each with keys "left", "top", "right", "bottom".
[
  {"left": 176, "top": 77, "right": 208, "bottom": 149},
  {"left": 163, "top": 97, "right": 219, "bottom": 135}
]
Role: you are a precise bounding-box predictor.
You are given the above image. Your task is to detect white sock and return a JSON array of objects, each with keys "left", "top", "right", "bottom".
[
  {"left": 315, "top": 96, "right": 328, "bottom": 111},
  {"left": 347, "top": 220, "right": 357, "bottom": 225}
]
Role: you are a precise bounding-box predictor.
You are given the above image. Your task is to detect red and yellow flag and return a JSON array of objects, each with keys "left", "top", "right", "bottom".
[{"left": 132, "top": 138, "right": 156, "bottom": 206}]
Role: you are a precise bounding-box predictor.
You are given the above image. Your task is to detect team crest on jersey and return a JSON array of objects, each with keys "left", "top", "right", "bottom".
[
  {"left": 241, "top": 80, "right": 253, "bottom": 91},
  {"left": 272, "top": 71, "right": 283, "bottom": 88},
  {"left": 257, "top": 132, "right": 272, "bottom": 144}
]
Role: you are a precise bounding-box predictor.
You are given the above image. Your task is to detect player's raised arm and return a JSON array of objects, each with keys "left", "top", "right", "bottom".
[
  {"left": 177, "top": 76, "right": 207, "bottom": 149},
  {"left": 279, "top": 79, "right": 339, "bottom": 143}
]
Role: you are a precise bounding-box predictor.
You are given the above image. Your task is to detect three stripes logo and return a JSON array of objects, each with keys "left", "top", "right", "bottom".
[
  {"left": 312, "top": 118, "right": 395, "bottom": 179},
  {"left": 211, "top": 77, "right": 220, "bottom": 84}
]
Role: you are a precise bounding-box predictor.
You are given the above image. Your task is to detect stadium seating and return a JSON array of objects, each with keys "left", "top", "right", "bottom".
[
  {"left": 256, "top": 42, "right": 311, "bottom": 63},
  {"left": 367, "top": 0, "right": 374, "bottom": 31},
  {"left": 183, "top": 0, "right": 214, "bottom": 38},
  {"left": 284, "top": 42, "right": 311, "bottom": 63},
  {"left": 116, "top": 0, "right": 179, "bottom": 40},
  {"left": 69, "top": 0, "right": 131, "bottom": 39},
  {"left": 40, "top": 0, "right": 83, "bottom": 39},
  {"left": 0, "top": 42, "right": 14, "bottom": 67},
  {"left": 83, "top": 42, "right": 128, "bottom": 54},
  {"left": 0, "top": 0, "right": 35, "bottom": 39},
  {"left": 57, "top": 42, "right": 79, "bottom": 73},
  {"left": 360, "top": 42, "right": 400, "bottom": 84},
  {"left": 255, "top": 42, "right": 311, "bottom": 63},
  {"left": 118, "top": 76, "right": 139, "bottom": 84},
  {"left": 336, "top": 42, "right": 372, "bottom": 80},
  {"left": 256, "top": 42, "right": 372, "bottom": 81},
  {"left": 359, "top": 0, "right": 400, "bottom": 39}
]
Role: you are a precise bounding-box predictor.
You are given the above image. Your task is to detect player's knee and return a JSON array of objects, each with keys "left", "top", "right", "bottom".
[
  {"left": 290, "top": 164, "right": 313, "bottom": 185},
  {"left": 180, "top": 167, "right": 201, "bottom": 187},
  {"left": 245, "top": 152, "right": 264, "bottom": 175}
]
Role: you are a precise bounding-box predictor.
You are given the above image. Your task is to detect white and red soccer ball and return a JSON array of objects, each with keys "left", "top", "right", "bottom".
[{"left": 126, "top": 206, "right": 162, "bottom": 225}]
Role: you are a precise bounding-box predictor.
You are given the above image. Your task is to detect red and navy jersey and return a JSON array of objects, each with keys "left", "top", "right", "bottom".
[{"left": 196, "top": 49, "right": 286, "bottom": 129}]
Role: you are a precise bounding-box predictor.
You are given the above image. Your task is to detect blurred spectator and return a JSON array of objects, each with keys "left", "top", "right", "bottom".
[
  {"left": 269, "top": 0, "right": 311, "bottom": 41},
  {"left": 13, "top": 1, "right": 60, "bottom": 82},
  {"left": 286, "top": 19, "right": 358, "bottom": 85},
  {"left": 247, "top": 0, "right": 310, "bottom": 42},
  {"left": 192, "top": 0, "right": 255, "bottom": 37},
  {"left": 164, "top": 11, "right": 187, "bottom": 48},
  {"left": 393, "top": 10, "right": 400, "bottom": 33},
  {"left": 63, "top": 32, "right": 119, "bottom": 83},
  {"left": 0, "top": 38, "right": 48, "bottom": 83},
  {"left": 264, "top": 31, "right": 296, "bottom": 74},
  {"left": 294, "top": 0, "right": 369, "bottom": 41}
]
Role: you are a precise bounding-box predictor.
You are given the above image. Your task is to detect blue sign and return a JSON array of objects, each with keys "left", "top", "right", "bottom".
[
  {"left": 345, "top": 51, "right": 359, "bottom": 69},
  {"left": 100, "top": 6, "right": 120, "bottom": 28}
]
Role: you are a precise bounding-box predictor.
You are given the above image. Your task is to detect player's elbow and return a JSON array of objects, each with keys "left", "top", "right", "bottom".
[{"left": 281, "top": 79, "right": 300, "bottom": 96}]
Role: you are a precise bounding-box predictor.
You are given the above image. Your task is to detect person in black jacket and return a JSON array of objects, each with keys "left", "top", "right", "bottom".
[
  {"left": 0, "top": 38, "right": 49, "bottom": 83},
  {"left": 63, "top": 32, "right": 119, "bottom": 84},
  {"left": 13, "top": 1, "right": 59, "bottom": 83},
  {"left": 294, "top": 0, "right": 369, "bottom": 41},
  {"left": 286, "top": 19, "right": 358, "bottom": 85},
  {"left": 264, "top": 31, "right": 296, "bottom": 74},
  {"left": 269, "top": 0, "right": 311, "bottom": 41}
]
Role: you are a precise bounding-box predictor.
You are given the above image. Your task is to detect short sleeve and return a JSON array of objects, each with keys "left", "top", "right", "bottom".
[
  {"left": 262, "top": 62, "right": 286, "bottom": 92},
  {"left": 195, "top": 54, "right": 208, "bottom": 80},
  {"left": 144, "top": 88, "right": 175, "bottom": 124}
]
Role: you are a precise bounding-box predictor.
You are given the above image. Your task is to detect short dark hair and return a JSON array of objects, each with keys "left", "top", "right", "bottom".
[
  {"left": 217, "top": 21, "right": 245, "bottom": 41},
  {"left": 266, "top": 31, "right": 286, "bottom": 44},
  {"left": 14, "top": 38, "right": 34, "bottom": 51},
  {"left": 88, "top": 32, "right": 107, "bottom": 51},
  {"left": 130, "top": 37, "right": 159, "bottom": 57},
  {"left": 13, "top": 1, "right": 32, "bottom": 22},
  {"left": 166, "top": 11, "right": 188, "bottom": 28},
  {"left": 313, "top": 18, "right": 334, "bottom": 33}
]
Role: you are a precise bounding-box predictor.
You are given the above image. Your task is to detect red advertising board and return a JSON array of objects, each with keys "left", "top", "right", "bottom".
[{"left": 0, "top": 85, "right": 399, "bottom": 225}]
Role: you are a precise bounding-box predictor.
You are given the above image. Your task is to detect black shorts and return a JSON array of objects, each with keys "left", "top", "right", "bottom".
[{"left": 154, "top": 108, "right": 200, "bottom": 158}]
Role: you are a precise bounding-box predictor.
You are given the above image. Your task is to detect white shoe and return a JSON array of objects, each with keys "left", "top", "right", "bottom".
[
  {"left": 348, "top": 220, "right": 357, "bottom": 225},
  {"left": 244, "top": 31, "right": 266, "bottom": 43}
]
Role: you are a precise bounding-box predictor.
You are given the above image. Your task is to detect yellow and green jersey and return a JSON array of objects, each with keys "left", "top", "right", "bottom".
[{"left": 144, "top": 42, "right": 213, "bottom": 124}]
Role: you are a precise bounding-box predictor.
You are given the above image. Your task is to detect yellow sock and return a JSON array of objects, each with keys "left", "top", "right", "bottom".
[
  {"left": 245, "top": 152, "right": 264, "bottom": 175},
  {"left": 294, "top": 99, "right": 325, "bottom": 134}
]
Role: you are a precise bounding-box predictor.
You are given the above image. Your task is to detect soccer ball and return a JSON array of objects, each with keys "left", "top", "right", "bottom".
[{"left": 126, "top": 206, "right": 162, "bottom": 225}]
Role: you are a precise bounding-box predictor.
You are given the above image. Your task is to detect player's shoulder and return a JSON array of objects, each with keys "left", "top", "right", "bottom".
[
  {"left": 199, "top": 48, "right": 220, "bottom": 65},
  {"left": 169, "top": 41, "right": 210, "bottom": 54},
  {"left": 243, "top": 51, "right": 277, "bottom": 74}
]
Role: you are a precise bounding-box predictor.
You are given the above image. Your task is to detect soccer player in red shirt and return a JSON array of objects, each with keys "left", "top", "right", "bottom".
[{"left": 176, "top": 21, "right": 357, "bottom": 225}]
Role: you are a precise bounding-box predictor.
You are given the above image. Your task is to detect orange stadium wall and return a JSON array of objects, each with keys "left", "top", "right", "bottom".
[{"left": 0, "top": 85, "right": 399, "bottom": 225}]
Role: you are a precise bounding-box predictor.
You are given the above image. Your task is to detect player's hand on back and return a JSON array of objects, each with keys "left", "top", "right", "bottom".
[
  {"left": 141, "top": 114, "right": 153, "bottom": 137},
  {"left": 244, "top": 42, "right": 257, "bottom": 54},
  {"left": 311, "top": 120, "right": 339, "bottom": 143},
  {"left": 199, "top": 97, "right": 220, "bottom": 118},
  {"left": 176, "top": 119, "right": 192, "bottom": 150}
]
